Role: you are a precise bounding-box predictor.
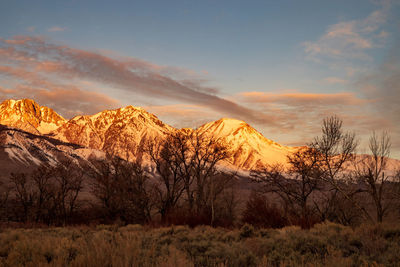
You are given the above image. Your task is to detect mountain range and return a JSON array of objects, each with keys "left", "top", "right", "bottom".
[
  {"left": 0, "top": 99, "right": 398, "bottom": 176},
  {"left": 0, "top": 99, "right": 298, "bottom": 174}
]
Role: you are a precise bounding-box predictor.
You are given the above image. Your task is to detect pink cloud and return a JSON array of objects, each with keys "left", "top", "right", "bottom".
[
  {"left": 303, "top": 2, "right": 390, "bottom": 63},
  {"left": 0, "top": 35, "right": 280, "bottom": 126},
  {"left": 48, "top": 26, "right": 67, "bottom": 32},
  {"left": 238, "top": 91, "right": 369, "bottom": 106},
  {"left": 233, "top": 89, "right": 390, "bottom": 145},
  {"left": 0, "top": 85, "right": 120, "bottom": 118},
  {"left": 0, "top": 61, "right": 120, "bottom": 118}
]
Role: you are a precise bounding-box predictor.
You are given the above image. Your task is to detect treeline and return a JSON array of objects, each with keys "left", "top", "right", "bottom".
[
  {"left": 0, "top": 130, "right": 237, "bottom": 227},
  {"left": 244, "top": 116, "right": 400, "bottom": 228},
  {"left": 0, "top": 116, "right": 399, "bottom": 228}
]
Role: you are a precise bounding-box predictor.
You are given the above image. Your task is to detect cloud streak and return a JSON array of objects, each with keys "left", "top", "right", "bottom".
[
  {"left": 0, "top": 47, "right": 120, "bottom": 117},
  {"left": 1, "top": 35, "right": 397, "bottom": 156},
  {"left": 238, "top": 91, "right": 368, "bottom": 107},
  {"left": 300, "top": 1, "right": 400, "bottom": 157},
  {"left": 0, "top": 35, "right": 279, "bottom": 125},
  {"left": 48, "top": 26, "right": 67, "bottom": 32},
  {"left": 234, "top": 89, "right": 391, "bottom": 144},
  {"left": 0, "top": 85, "right": 119, "bottom": 118},
  {"left": 303, "top": 2, "right": 390, "bottom": 64},
  {"left": 356, "top": 40, "right": 400, "bottom": 151}
]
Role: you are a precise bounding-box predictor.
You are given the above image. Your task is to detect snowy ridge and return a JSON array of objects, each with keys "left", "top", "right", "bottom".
[
  {"left": 52, "top": 105, "right": 174, "bottom": 161},
  {"left": 0, "top": 99, "right": 66, "bottom": 134},
  {"left": 0, "top": 125, "right": 105, "bottom": 175},
  {"left": 196, "top": 118, "right": 298, "bottom": 169}
]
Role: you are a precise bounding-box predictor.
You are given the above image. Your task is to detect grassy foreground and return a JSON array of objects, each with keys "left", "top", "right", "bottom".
[{"left": 0, "top": 222, "right": 400, "bottom": 267}]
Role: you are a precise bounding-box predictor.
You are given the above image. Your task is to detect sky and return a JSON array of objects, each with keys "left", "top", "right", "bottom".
[{"left": 0, "top": 0, "right": 399, "bottom": 158}]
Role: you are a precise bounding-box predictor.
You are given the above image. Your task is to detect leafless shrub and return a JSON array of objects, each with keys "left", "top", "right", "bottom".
[
  {"left": 242, "top": 191, "right": 287, "bottom": 228},
  {"left": 9, "top": 161, "right": 83, "bottom": 225},
  {"left": 354, "top": 132, "right": 397, "bottom": 222},
  {"left": 90, "top": 157, "right": 152, "bottom": 224},
  {"left": 251, "top": 147, "right": 323, "bottom": 228},
  {"left": 142, "top": 131, "right": 236, "bottom": 225}
]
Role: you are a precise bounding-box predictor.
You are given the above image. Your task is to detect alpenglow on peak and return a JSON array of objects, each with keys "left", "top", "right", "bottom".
[{"left": 0, "top": 99, "right": 66, "bottom": 134}]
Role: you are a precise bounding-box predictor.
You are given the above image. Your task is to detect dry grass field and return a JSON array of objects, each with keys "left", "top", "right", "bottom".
[{"left": 0, "top": 222, "right": 400, "bottom": 267}]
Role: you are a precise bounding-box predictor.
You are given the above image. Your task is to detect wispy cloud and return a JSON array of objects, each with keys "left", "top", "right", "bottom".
[
  {"left": 238, "top": 91, "right": 369, "bottom": 106},
  {"left": 303, "top": 2, "right": 390, "bottom": 64},
  {"left": 235, "top": 90, "right": 388, "bottom": 141},
  {"left": 0, "top": 64, "right": 120, "bottom": 117},
  {"left": 48, "top": 26, "right": 67, "bottom": 32},
  {"left": 300, "top": 0, "right": 400, "bottom": 156},
  {"left": 1, "top": 34, "right": 397, "bottom": 154},
  {"left": 0, "top": 35, "right": 279, "bottom": 125},
  {"left": 0, "top": 84, "right": 119, "bottom": 118},
  {"left": 0, "top": 41, "right": 120, "bottom": 117},
  {"left": 357, "top": 40, "right": 400, "bottom": 138}
]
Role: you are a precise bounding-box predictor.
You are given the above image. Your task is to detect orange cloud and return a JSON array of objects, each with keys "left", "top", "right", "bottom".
[
  {"left": 0, "top": 35, "right": 280, "bottom": 126},
  {"left": 48, "top": 26, "right": 67, "bottom": 32},
  {"left": 238, "top": 91, "right": 369, "bottom": 106},
  {"left": 1, "top": 35, "right": 396, "bottom": 156},
  {"left": 0, "top": 62, "right": 120, "bottom": 118},
  {"left": 0, "top": 85, "right": 120, "bottom": 118},
  {"left": 233, "top": 89, "right": 390, "bottom": 146},
  {"left": 145, "top": 104, "right": 208, "bottom": 116}
]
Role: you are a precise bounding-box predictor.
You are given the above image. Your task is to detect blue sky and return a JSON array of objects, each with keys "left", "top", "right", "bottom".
[{"left": 0, "top": 0, "right": 399, "bottom": 157}]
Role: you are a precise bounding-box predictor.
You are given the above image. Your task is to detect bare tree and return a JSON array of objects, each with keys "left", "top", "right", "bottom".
[
  {"left": 142, "top": 131, "right": 234, "bottom": 225},
  {"left": 31, "top": 166, "right": 54, "bottom": 223},
  {"left": 0, "top": 180, "right": 11, "bottom": 222},
  {"left": 90, "top": 157, "right": 151, "bottom": 224},
  {"left": 252, "top": 147, "right": 323, "bottom": 228},
  {"left": 10, "top": 172, "right": 35, "bottom": 222},
  {"left": 311, "top": 116, "right": 357, "bottom": 181},
  {"left": 214, "top": 181, "right": 239, "bottom": 227},
  {"left": 205, "top": 172, "right": 236, "bottom": 226},
  {"left": 90, "top": 159, "right": 120, "bottom": 221},
  {"left": 242, "top": 191, "right": 286, "bottom": 228},
  {"left": 162, "top": 131, "right": 194, "bottom": 211},
  {"left": 114, "top": 158, "right": 152, "bottom": 224},
  {"left": 189, "top": 132, "right": 232, "bottom": 219},
  {"left": 9, "top": 162, "right": 84, "bottom": 225},
  {"left": 51, "top": 162, "right": 84, "bottom": 225},
  {"left": 143, "top": 134, "right": 186, "bottom": 223},
  {"left": 310, "top": 115, "right": 373, "bottom": 222},
  {"left": 355, "top": 132, "right": 394, "bottom": 222},
  {"left": 313, "top": 181, "right": 363, "bottom": 226}
]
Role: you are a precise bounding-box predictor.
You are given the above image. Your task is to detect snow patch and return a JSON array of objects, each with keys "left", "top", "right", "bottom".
[{"left": 37, "top": 122, "right": 61, "bottom": 134}]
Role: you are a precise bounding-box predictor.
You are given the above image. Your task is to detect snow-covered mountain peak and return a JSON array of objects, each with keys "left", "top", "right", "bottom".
[
  {"left": 0, "top": 99, "right": 301, "bottom": 171},
  {"left": 119, "top": 105, "right": 144, "bottom": 112},
  {"left": 199, "top": 118, "right": 259, "bottom": 138},
  {"left": 52, "top": 105, "right": 174, "bottom": 161},
  {"left": 196, "top": 117, "right": 296, "bottom": 169},
  {"left": 0, "top": 99, "right": 66, "bottom": 134}
]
